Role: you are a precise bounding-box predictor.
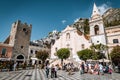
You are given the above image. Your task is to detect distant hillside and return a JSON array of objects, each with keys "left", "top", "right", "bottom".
[
  {"left": 71, "top": 18, "right": 89, "bottom": 34},
  {"left": 103, "top": 8, "right": 120, "bottom": 27}
]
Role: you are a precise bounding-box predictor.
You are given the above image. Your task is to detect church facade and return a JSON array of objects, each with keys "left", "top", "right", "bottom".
[
  {"left": 50, "top": 3, "right": 120, "bottom": 61},
  {"left": 51, "top": 26, "right": 91, "bottom": 61}
]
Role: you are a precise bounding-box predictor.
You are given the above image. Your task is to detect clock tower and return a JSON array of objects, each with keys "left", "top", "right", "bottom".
[{"left": 9, "top": 20, "right": 32, "bottom": 61}]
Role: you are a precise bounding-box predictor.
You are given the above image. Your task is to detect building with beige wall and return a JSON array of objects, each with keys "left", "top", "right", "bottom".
[
  {"left": 105, "top": 25, "right": 120, "bottom": 53},
  {"left": 29, "top": 45, "right": 50, "bottom": 65}
]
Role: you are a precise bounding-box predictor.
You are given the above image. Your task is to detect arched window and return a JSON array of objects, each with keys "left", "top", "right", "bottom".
[
  {"left": 94, "top": 25, "right": 99, "bottom": 35},
  {"left": 66, "top": 33, "right": 70, "bottom": 40}
]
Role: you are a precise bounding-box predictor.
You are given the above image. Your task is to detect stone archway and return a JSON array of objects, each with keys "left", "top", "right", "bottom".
[
  {"left": 17, "top": 55, "right": 24, "bottom": 59},
  {"left": 16, "top": 54, "right": 25, "bottom": 63}
]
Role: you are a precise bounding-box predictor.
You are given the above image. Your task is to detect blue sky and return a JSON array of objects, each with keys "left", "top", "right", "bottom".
[{"left": 0, "top": 0, "right": 120, "bottom": 42}]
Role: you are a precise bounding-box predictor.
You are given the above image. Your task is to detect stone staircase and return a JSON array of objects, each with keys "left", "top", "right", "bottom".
[{"left": 49, "top": 58, "right": 81, "bottom": 67}]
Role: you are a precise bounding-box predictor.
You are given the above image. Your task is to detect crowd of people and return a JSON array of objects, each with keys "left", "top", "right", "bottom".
[
  {"left": 43, "top": 61, "right": 114, "bottom": 78},
  {"left": 0, "top": 61, "right": 29, "bottom": 72},
  {"left": 44, "top": 62, "right": 79, "bottom": 78},
  {"left": 79, "top": 62, "right": 113, "bottom": 75},
  {"left": 33, "top": 59, "right": 116, "bottom": 78},
  {"left": 0, "top": 60, "right": 115, "bottom": 79}
]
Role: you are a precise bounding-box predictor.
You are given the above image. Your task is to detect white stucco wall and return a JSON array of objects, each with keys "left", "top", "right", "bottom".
[{"left": 51, "top": 26, "right": 91, "bottom": 60}]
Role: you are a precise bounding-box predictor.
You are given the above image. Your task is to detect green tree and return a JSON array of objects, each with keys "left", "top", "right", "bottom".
[
  {"left": 110, "top": 45, "right": 120, "bottom": 66},
  {"left": 56, "top": 48, "right": 70, "bottom": 65},
  {"left": 36, "top": 50, "right": 49, "bottom": 68},
  {"left": 90, "top": 43, "right": 107, "bottom": 60},
  {"left": 77, "top": 49, "right": 93, "bottom": 61}
]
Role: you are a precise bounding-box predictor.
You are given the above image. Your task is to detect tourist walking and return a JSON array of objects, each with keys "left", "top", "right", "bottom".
[
  {"left": 54, "top": 65, "right": 58, "bottom": 78},
  {"left": 99, "top": 63, "right": 104, "bottom": 75},
  {"left": 45, "top": 63, "right": 50, "bottom": 78},
  {"left": 80, "top": 62, "right": 85, "bottom": 74},
  {"left": 79, "top": 63, "right": 82, "bottom": 75},
  {"left": 51, "top": 64, "right": 55, "bottom": 78},
  {"left": 13, "top": 62, "right": 18, "bottom": 71},
  {"left": 94, "top": 63, "right": 99, "bottom": 75}
]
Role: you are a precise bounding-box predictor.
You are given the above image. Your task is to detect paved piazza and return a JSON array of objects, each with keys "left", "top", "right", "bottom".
[{"left": 0, "top": 69, "right": 120, "bottom": 80}]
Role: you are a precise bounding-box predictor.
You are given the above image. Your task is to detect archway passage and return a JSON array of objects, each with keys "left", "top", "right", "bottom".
[
  {"left": 16, "top": 55, "right": 25, "bottom": 64},
  {"left": 17, "top": 55, "right": 24, "bottom": 59}
]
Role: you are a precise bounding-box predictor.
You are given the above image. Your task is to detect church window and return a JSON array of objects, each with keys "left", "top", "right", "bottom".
[
  {"left": 66, "top": 44, "right": 70, "bottom": 47},
  {"left": 55, "top": 47, "right": 58, "bottom": 51},
  {"left": 81, "top": 44, "right": 85, "bottom": 49},
  {"left": 66, "top": 33, "right": 70, "bottom": 40},
  {"left": 97, "top": 41, "right": 99, "bottom": 43},
  {"left": 113, "top": 39, "right": 119, "bottom": 43},
  {"left": 94, "top": 25, "right": 99, "bottom": 35}
]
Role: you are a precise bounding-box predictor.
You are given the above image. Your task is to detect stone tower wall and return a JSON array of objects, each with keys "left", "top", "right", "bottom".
[{"left": 9, "top": 20, "right": 32, "bottom": 60}]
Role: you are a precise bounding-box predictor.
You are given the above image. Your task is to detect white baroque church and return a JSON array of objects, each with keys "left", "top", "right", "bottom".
[
  {"left": 50, "top": 3, "right": 107, "bottom": 61},
  {"left": 50, "top": 3, "right": 120, "bottom": 61},
  {"left": 51, "top": 25, "right": 91, "bottom": 61}
]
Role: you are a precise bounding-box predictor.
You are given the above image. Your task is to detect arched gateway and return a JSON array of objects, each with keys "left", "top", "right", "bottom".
[{"left": 16, "top": 54, "right": 25, "bottom": 63}]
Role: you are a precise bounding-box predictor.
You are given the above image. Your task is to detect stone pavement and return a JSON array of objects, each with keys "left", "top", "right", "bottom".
[{"left": 0, "top": 69, "right": 120, "bottom": 80}]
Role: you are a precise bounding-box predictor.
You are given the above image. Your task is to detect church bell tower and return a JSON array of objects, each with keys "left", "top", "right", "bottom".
[{"left": 89, "top": 3, "right": 106, "bottom": 45}]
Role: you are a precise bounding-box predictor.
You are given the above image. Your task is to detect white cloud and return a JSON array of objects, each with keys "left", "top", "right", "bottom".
[
  {"left": 74, "top": 17, "right": 80, "bottom": 23},
  {"left": 98, "top": 3, "right": 111, "bottom": 15},
  {"left": 61, "top": 20, "right": 66, "bottom": 24}
]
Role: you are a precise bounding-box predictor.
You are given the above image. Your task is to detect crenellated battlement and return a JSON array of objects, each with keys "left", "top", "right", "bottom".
[{"left": 12, "top": 20, "right": 32, "bottom": 28}]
